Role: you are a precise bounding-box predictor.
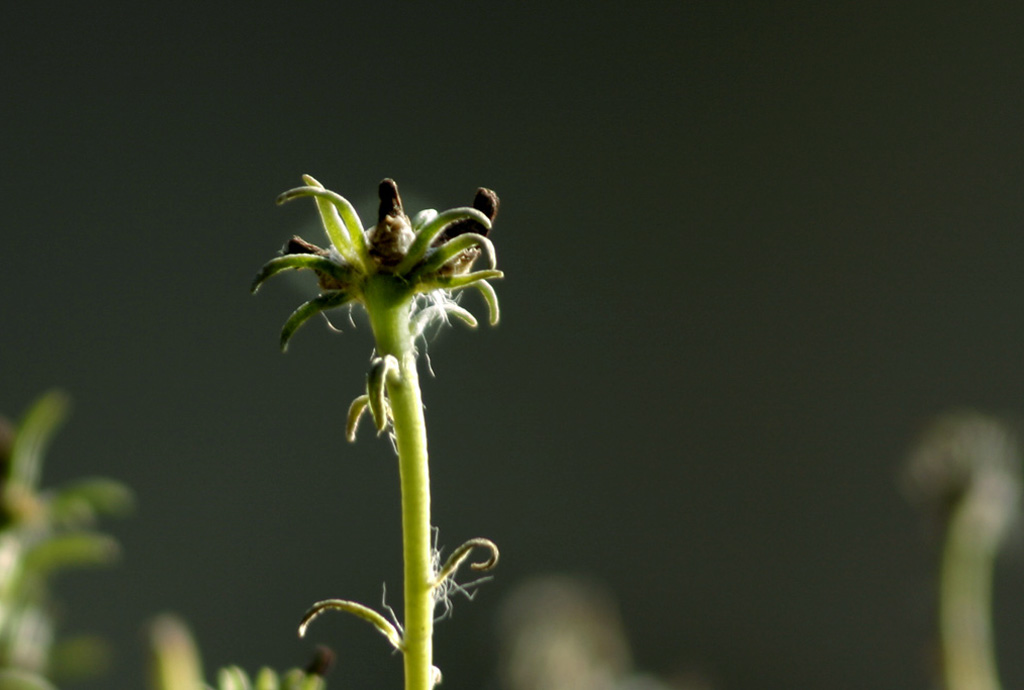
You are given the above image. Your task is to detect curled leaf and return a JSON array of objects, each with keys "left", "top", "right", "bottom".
[{"left": 432, "top": 537, "right": 500, "bottom": 589}]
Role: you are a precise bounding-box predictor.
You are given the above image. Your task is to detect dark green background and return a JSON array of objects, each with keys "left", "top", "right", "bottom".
[{"left": 3, "top": 2, "right": 1024, "bottom": 688}]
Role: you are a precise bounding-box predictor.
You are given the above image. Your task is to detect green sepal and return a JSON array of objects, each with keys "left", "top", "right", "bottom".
[
  {"left": 470, "top": 279, "right": 501, "bottom": 326},
  {"left": 303, "top": 174, "right": 369, "bottom": 265},
  {"left": 411, "top": 208, "right": 438, "bottom": 231},
  {"left": 251, "top": 255, "right": 356, "bottom": 294},
  {"left": 277, "top": 178, "right": 368, "bottom": 271},
  {"left": 412, "top": 232, "right": 496, "bottom": 278},
  {"left": 396, "top": 206, "right": 492, "bottom": 274},
  {"left": 444, "top": 304, "right": 478, "bottom": 328},
  {"left": 422, "top": 269, "right": 504, "bottom": 291},
  {"left": 412, "top": 303, "right": 477, "bottom": 337},
  {"left": 279, "top": 292, "right": 354, "bottom": 352}
]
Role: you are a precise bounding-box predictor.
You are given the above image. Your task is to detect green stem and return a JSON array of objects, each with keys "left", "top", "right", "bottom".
[
  {"left": 364, "top": 276, "right": 434, "bottom": 690},
  {"left": 940, "top": 496, "right": 1002, "bottom": 690}
]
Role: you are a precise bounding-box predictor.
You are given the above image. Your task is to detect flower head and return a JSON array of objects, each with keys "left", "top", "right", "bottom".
[{"left": 252, "top": 176, "right": 503, "bottom": 352}]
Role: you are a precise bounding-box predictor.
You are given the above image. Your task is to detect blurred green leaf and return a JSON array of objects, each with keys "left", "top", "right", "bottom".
[
  {"left": 147, "top": 615, "right": 204, "bottom": 690},
  {"left": 253, "top": 668, "right": 279, "bottom": 690},
  {"left": 49, "top": 635, "right": 112, "bottom": 682},
  {"left": 48, "top": 479, "right": 134, "bottom": 526},
  {"left": 8, "top": 391, "right": 70, "bottom": 494},
  {"left": 218, "top": 666, "right": 250, "bottom": 690},
  {"left": 22, "top": 533, "right": 119, "bottom": 577},
  {"left": 0, "top": 669, "right": 59, "bottom": 690}
]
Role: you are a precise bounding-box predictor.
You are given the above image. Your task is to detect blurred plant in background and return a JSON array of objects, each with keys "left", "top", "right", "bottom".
[
  {"left": 147, "top": 615, "right": 329, "bottom": 690},
  {"left": 0, "top": 391, "right": 330, "bottom": 690},
  {"left": 496, "top": 576, "right": 709, "bottom": 690},
  {"left": 905, "top": 410, "right": 1022, "bottom": 690},
  {"left": 0, "top": 390, "right": 131, "bottom": 688}
]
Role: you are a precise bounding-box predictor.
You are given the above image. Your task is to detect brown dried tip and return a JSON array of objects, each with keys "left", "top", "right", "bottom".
[
  {"left": 433, "top": 186, "right": 501, "bottom": 245},
  {"left": 305, "top": 645, "right": 336, "bottom": 677},
  {"left": 283, "top": 236, "right": 327, "bottom": 256},
  {"left": 0, "top": 416, "right": 14, "bottom": 467},
  {"left": 473, "top": 187, "right": 500, "bottom": 223},
  {"left": 377, "top": 178, "right": 404, "bottom": 224}
]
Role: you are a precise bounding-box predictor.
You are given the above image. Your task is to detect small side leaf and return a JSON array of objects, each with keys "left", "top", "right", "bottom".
[
  {"left": 298, "top": 599, "right": 404, "bottom": 652},
  {"left": 346, "top": 395, "right": 370, "bottom": 443},
  {"left": 366, "top": 357, "right": 399, "bottom": 434}
]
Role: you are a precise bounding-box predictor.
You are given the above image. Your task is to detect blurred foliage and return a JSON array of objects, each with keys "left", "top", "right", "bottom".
[
  {"left": 0, "top": 390, "right": 132, "bottom": 687},
  {"left": 148, "top": 614, "right": 328, "bottom": 690},
  {"left": 0, "top": 392, "right": 329, "bottom": 690}
]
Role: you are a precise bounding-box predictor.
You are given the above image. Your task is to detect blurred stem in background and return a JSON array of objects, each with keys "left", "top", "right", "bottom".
[{"left": 905, "top": 411, "right": 1021, "bottom": 690}]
